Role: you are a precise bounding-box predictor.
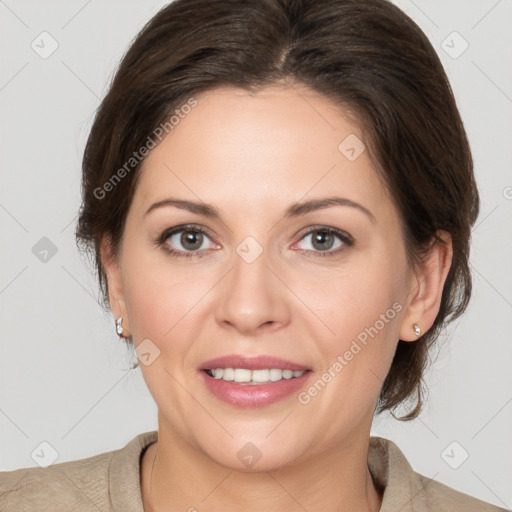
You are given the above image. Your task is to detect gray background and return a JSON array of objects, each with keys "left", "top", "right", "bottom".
[{"left": 1, "top": 0, "right": 511, "bottom": 508}]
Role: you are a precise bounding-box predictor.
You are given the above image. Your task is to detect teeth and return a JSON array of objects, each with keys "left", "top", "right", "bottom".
[
  {"left": 212, "top": 368, "right": 224, "bottom": 379},
  {"left": 207, "top": 368, "right": 306, "bottom": 384}
]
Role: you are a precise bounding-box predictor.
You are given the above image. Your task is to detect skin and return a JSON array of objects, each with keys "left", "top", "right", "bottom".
[{"left": 101, "top": 82, "right": 452, "bottom": 512}]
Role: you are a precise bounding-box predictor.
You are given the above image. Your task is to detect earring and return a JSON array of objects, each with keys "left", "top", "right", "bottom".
[
  {"left": 116, "top": 317, "right": 124, "bottom": 336},
  {"left": 413, "top": 323, "right": 421, "bottom": 337}
]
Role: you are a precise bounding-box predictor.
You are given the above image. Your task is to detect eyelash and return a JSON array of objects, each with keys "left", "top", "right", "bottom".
[{"left": 155, "top": 223, "right": 354, "bottom": 259}]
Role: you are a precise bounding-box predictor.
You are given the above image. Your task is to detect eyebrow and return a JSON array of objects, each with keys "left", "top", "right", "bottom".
[{"left": 144, "top": 196, "right": 376, "bottom": 223}]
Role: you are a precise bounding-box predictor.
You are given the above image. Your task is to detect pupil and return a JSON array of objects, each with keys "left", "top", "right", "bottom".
[
  {"left": 312, "top": 230, "right": 333, "bottom": 251},
  {"left": 181, "top": 230, "right": 202, "bottom": 250}
]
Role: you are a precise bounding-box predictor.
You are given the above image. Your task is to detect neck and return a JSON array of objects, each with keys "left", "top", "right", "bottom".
[{"left": 141, "top": 421, "right": 383, "bottom": 512}]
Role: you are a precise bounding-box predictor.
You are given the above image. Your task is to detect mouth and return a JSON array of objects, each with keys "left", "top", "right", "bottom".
[
  {"left": 202, "top": 367, "right": 310, "bottom": 385},
  {"left": 200, "top": 354, "right": 311, "bottom": 377},
  {"left": 198, "top": 354, "right": 313, "bottom": 407}
]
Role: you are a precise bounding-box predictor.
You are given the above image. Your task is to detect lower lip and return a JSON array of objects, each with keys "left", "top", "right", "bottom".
[{"left": 199, "top": 370, "right": 313, "bottom": 408}]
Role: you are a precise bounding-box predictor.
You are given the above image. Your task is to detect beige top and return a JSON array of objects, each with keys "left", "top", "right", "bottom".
[{"left": 0, "top": 431, "right": 507, "bottom": 511}]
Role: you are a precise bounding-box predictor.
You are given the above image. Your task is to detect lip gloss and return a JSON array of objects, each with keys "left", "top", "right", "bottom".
[{"left": 199, "top": 370, "right": 313, "bottom": 408}]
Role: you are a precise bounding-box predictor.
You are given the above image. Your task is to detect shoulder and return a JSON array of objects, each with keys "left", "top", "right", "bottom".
[
  {"left": 416, "top": 472, "right": 509, "bottom": 511},
  {"left": 369, "top": 436, "right": 509, "bottom": 512},
  {"left": 0, "top": 431, "right": 158, "bottom": 512},
  {"left": 0, "top": 449, "right": 113, "bottom": 511},
  {"left": 0, "top": 446, "right": 115, "bottom": 511}
]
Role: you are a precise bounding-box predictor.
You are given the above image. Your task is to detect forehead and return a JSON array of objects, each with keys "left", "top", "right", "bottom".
[{"left": 134, "top": 84, "right": 393, "bottom": 221}]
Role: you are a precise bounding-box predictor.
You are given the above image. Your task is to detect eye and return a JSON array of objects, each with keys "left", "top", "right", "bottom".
[
  {"left": 156, "top": 224, "right": 354, "bottom": 259},
  {"left": 156, "top": 224, "right": 218, "bottom": 259},
  {"left": 293, "top": 226, "right": 353, "bottom": 257}
]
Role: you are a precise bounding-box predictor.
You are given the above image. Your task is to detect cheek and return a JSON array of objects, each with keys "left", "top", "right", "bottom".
[
  {"left": 123, "top": 266, "right": 205, "bottom": 341},
  {"left": 307, "top": 256, "right": 404, "bottom": 337},
  {"left": 306, "top": 246, "right": 407, "bottom": 376},
  {"left": 120, "top": 240, "right": 193, "bottom": 340},
  {"left": 121, "top": 247, "right": 223, "bottom": 361}
]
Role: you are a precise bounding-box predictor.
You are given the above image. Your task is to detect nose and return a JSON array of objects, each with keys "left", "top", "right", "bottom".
[{"left": 214, "top": 243, "right": 291, "bottom": 336}]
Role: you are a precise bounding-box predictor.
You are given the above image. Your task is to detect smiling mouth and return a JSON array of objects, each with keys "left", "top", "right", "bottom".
[{"left": 203, "top": 368, "right": 310, "bottom": 385}]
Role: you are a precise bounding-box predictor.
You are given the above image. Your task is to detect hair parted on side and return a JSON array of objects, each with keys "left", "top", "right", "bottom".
[{"left": 75, "top": 0, "right": 479, "bottom": 421}]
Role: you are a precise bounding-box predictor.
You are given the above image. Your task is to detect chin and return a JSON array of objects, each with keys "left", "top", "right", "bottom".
[{"left": 198, "top": 436, "right": 307, "bottom": 473}]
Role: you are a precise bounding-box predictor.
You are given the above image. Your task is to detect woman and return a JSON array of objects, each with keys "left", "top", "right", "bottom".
[{"left": 0, "top": 0, "right": 507, "bottom": 510}]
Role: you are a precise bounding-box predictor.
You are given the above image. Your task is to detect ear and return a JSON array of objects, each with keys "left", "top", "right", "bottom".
[
  {"left": 100, "top": 235, "right": 131, "bottom": 337},
  {"left": 399, "top": 231, "right": 453, "bottom": 342}
]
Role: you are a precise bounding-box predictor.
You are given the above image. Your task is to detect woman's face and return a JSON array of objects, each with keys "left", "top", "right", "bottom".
[{"left": 106, "top": 83, "right": 423, "bottom": 470}]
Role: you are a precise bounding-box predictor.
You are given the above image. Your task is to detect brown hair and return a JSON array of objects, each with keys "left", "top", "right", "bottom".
[{"left": 76, "top": 0, "right": 479, "bottom": 420}]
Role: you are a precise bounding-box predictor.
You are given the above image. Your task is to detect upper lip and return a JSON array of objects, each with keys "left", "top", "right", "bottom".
[{"left": 200, "top": 354, "right": 311, "bottom": 372}]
